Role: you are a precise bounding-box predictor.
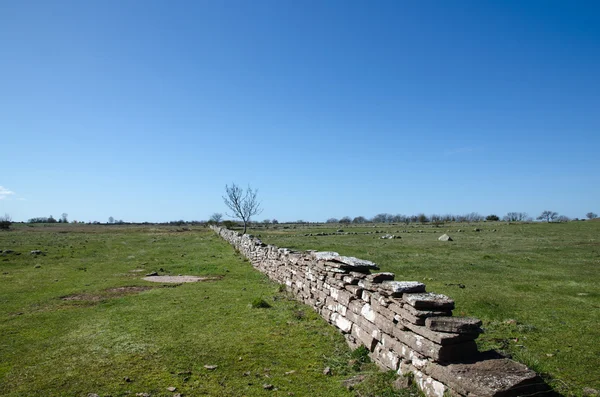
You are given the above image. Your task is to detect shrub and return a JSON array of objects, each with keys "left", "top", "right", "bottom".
[{"left": 486, "top": 214, "right": 500, "bottom": 221}]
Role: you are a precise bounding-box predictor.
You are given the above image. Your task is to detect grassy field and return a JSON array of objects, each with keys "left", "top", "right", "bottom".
[
  {"left": 0, "top": 224, "right": 415, "bottom": 397},
  {"left": 247, "top": 220, "right": 600, "bottom": 396}
]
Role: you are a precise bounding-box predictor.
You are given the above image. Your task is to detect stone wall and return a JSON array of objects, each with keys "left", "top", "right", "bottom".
[{"left": 212, "top": 226, "right": 548, "bottom": 397}]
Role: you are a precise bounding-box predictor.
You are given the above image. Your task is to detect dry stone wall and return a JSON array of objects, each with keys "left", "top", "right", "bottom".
[{"left": 212, "top": 226, "right": 548, "bottom": 397}]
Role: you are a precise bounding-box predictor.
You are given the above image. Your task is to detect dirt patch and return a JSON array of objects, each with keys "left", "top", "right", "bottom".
[
  {"left": 61, "top": 286, "right": 154, "bottom": 302},
  {"left": 143, "top": 275, "right": 223, "bottom": 283}
]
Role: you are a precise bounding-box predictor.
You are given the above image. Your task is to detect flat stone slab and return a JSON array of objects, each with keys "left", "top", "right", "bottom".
[
  {"left": 403, "top": 293, "right": 455, "bottom": 310},
  {"left": 380, "top": 281, "right": 426, "bottom": 296},
  {"left": 143, "top": 275, "right": 221, "bottom": 283},
  {"left": 426, "top": 316, "right": 483, "bottom": 334},
  {"left": 425, "top": 356, "right": 548, "bottom": 396},
  {"left": 313, "top": 251, "right": 379, "bottom": 270}
]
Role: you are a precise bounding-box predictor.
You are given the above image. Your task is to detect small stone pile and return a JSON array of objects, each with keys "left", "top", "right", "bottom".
[{"left": 212, "top": 226, "right": 547, "bottom": 397}]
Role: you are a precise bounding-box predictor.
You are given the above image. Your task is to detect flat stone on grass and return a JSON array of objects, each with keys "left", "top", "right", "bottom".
[{"left": 142, "top": 275, "right": 222, "bottom": 283}]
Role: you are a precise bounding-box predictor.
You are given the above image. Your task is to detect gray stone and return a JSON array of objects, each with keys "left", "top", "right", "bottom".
[
  {"left": 167, "top": 386, "right": 177, "bottom": 392},
  {"left": 313, "top": 251, "right": 379, "bottom": 270},
  {"left": 438, "top": 234, "right": 453, "bottom": 241},
  {"left": 379, "top": 281, "right": 426, "bottom": 297},
  {"left": 425, "top": 356, "right": 548, "bottom": 397},
  {"left": 366, "top": 272, "right": 395, "bottom": 283},
  {"left": 425, "top": 316, "right": 483, "bottom": 334},
  {"left": 401, "top": 319, "right": 480, "bottom": 345},
  {"left": 145, "top": 271, "right": 158, "bottom": 276},
  {"left": 403, "top": 293, "right": 455, "bottom": 310}
]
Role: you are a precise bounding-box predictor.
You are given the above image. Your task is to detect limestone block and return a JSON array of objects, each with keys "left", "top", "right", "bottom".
[
  {"left": 401, "top": 320, "right": 480, "bottom": 345},
  {"left": 331, "top": 313, "right": 353, "bottom": 333},
  {"left": 403, "top": 293, "right": 455, "bottom": 311},
  {"left": 379, "top": 281, "right": 426, "bottom": 297},
  {"left": 425, "top": 316, "right": 482, "bottom": 334},
  {"left": 425, "top": 356, "right": 548, "bottom": 397}
]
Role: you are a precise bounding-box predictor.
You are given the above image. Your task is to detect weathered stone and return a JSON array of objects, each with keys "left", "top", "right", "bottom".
[
  {"left": 425, "top": 355, "right": 548, "bottom": 397},
  {"left": 391, "top": 327, "right": 478, "bottom": 362},
  {"left": 344, "top": 284, "right": 363, "bottom": 297},
  {"left": 401, "top": 319, "right": 480, "bottom": 345},
  {"left": 438, "top": 234, "right": 453, "bottom": 242},
  {"left": 403, "top": 293, "right": 455, "bottom": 311},
  {"left": 331, "top": 313, "right": 353, "bottom": 333},
  {"left": 379, "top": 281, "right": 426, "bottom": 297},
  {"left": 351, "top": 324, "right": 378, "bottom": 351},
  {"left": 366, "top": 272, "right": 395, "bottom": 283},
  {"left": 313, "top": 251, "right": 379, "bottom": 270},
  {"left": 425, "top": 317, "right": 483, "bottom": 334}
]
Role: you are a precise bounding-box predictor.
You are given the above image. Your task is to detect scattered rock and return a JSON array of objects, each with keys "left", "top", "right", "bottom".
[
  {"left": 145, "top": 271, "right": 159, "bottom": 277},
  {"left": 393, "top": 374, "right": 413, "bottom": 389},
  {"left": 263, "top": 384, "right": 274, "bottom": 390},
  {"left": 124, "top": 376, "right": 132, "bottom": 382},
  {"left": 34, "top": 264, "right": 41, "bottom": 268},
  {"left": 167, "top": 387, "right": 176, "bottom": 392},
  {"left": 87, "top": 394, "right": 100, "bottom": 397},
  {"left": 583, "top": 387, "right": 600, "bottom": 396},
  {"left": 380, "top": 234, "right": 398, "bottom": 239},
  {"left": 243, "top": 371, "right": 251, "bottom": 376},
  {"left": 337, "top": 229, "right": 344, "bottom": 233},
  {"left": 204, "top": 365, "right": 218, "bottom": 370},
  {"left": 30, "top": 250, "right": 44, "bottom": 255},
  {"left": 135, "top": 393, "right": 150, "bottom": 397},
  {"left": 323, "top": 366, "right": 331, "bottom": 375},
  {"left": 438, "top": 234, "right": 453, "bottom": 241},
  {"left": 284, "top": 370, "right": 296, "bottom": 375},
  {"left": 474, "top": 228, "right": 481, "bottom": 232}
]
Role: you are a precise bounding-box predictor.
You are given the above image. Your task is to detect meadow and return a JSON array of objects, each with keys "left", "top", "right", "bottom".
[
  {"left": 1, "top": 221, "right": 598, "bottom": 397},
  {"left": 0, "top": 224, "right": 414, "bottom": 397},
  {"left": 248, "top": 220, "right": 600, "bottom": 396}
]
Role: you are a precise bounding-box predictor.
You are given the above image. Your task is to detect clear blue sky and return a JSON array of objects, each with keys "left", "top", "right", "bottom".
[{"left": 1, "top": 0, "right": 599, "bottom": 223}]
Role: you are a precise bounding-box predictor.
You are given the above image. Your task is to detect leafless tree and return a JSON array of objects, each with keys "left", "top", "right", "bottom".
[
  {"left": 586, "top": 212, "right": 597, "bottom": 220},
  {"left": 503, "top": 212, "right": 529, "bottom": 222},
  {"left": 61, "top": 213, "right": 68, "bottom": 223},
  {"left": 222, "top": 183, "right": 263, "bottom": 234},
  {"left": 537, "top": 210, "right": 559, "bottom": 222},
  {"left": 0, "top": 213, "right": 12, "bottom": 230},
  {"left": 210, "top": 213, "right": 223, "bottom": 224}
]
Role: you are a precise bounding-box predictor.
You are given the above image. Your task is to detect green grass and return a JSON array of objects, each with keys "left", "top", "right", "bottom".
[
  {"left": 248, "top": 221, "right": 600, "bottom": 396},
  {"left": 0, "top": 224, "right": 420, "bottom": 397}
]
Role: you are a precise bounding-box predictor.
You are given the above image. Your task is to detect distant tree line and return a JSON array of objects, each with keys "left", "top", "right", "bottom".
[{"left": 321, "top": 210, "right": 596, "bottom": 224}]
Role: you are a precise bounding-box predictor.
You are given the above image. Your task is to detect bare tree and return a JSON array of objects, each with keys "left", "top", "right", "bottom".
[
  {"left": 503, "top": 212, "right": 529, "bottom": 222},
  {"left": 108, "top": 216, "right": 114, "bottom": 224},
  {"left": 326, "top": 218, "right": 339, "bottom": 223},
  {"left": 339, "top": 216, "right": 352, "bottom": 224},
  {"left": 0, "top": 213, "right": 12, "bottom": 230},
  {"left": 352, "top": 216, "right": 367, "bottom": 224},
  {"left": 537, "top": 210, "right": 559, "bottom": 222},
  {"left": 210, "top": 213, "right": 223, "bottom": 224},
  {"left": 586, "top": 212, "right": 598, "bottom": 220},
  {"left": 61, "top": 213, "right": 68, "bottom": 223},
  {"left": 222, "top": 183, "right": 263, "bottom": 234}
]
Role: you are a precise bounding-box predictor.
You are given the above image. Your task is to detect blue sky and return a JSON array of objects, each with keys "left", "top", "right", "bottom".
[{"left": 1, "top": 0, "right": 599, "bottom": 222}]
